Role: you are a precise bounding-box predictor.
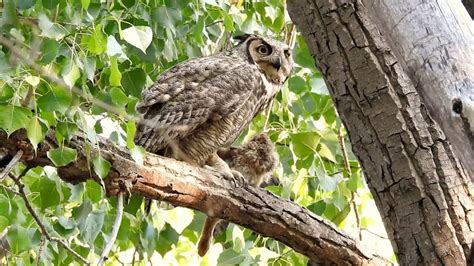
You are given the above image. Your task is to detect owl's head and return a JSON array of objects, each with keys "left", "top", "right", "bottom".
[{"left": 234, "top": 34, "right": 293, "bottom": 84}]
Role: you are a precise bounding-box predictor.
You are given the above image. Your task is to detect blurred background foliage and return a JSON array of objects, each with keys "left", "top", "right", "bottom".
[{"left": 0, "top": 0, "right": 393, "bottom": 264}]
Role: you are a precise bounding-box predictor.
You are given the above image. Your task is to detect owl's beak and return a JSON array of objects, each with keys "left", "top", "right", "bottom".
[{"left": 271, "top": 57, "right": 282, "bottom": 71}]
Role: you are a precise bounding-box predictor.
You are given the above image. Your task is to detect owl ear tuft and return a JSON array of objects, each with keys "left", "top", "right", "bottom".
[{"left": 233, "top": 33, "right": 256, "bottom": 44}]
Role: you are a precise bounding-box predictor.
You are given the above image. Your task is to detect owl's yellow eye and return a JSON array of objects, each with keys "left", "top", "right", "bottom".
[{"left": 257, "top": 45, "right": 271, "bottom": 55}]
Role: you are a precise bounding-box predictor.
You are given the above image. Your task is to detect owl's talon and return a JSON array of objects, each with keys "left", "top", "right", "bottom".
[{"left": 231, "top": 170, "right": 246, "bottom": 186}]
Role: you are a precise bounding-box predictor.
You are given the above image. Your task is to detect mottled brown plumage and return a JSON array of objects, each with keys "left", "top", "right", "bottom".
[
  {"left": 134, "top": 34, "right": 292, "bottom": 177},
  {"left": 197, "top": 133, "right": 278, "bottom": 257}
]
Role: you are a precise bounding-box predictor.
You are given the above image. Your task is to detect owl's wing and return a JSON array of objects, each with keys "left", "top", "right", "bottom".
[
  {"left": 137, "top": 55, "right": 264, "bottom": 130},
  {"left": 138, "top": 56, "right": 226, "bottom": 111}
]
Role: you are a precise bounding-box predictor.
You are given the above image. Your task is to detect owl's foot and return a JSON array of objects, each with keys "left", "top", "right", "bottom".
[
  {"left": 206, "top": 153, "right": 246, "bottom": 186},
  {"left": 230, "top": 169, "right": 246, "bottom": 185}
]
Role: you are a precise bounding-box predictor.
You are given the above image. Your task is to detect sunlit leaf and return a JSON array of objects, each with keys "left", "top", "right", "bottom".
[
  {"left": 47, "top": 146, "right": 77, "bottom": 167},
  {"left": 109, "top": 56, "right": 122, "bottom": 87},
  {"left": 92, "top": 155, "right": 111, "bottom": 179},
  {"left": 81, "top": 0, "right": 90, "bottom": 10},
  {"left": 37, "top": 85, "right": 72, "bottom": 114},
  {"left": 88, "top": 25, "right": 107, "bottom": 55},
  {"left": 0, "top": 104, "right": 32, "bottom": 135},
  {"left": 38, "top": 14, "right": 66, "bottom": 40},
  {"left": 27, "top": 116, "right": 45, "bottom": 151},
  {"left": 122, "top": 26, "right": 153, "bottom": 53},
  {"left": 162, "top": 207, "right": 194, "bottom": 234}
]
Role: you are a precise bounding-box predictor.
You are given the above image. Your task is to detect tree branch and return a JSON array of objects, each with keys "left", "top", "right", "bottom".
[
  {"left": 98, "top": 193, "right": 124, "bottom": 265},
  {"left": 7, "top": 170, "right": 89, "bottom": 264},
  {"left": 0, "top": 129, "right": 390, "bottom": 265},
  {"left": 0, "top": 150, "right": 23, "bottom": 182}
]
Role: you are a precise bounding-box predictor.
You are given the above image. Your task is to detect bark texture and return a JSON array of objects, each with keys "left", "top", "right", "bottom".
[
  {"left": 363, "top": 0, "right": 474, "bottom": 180},
  {"left": 462, "top": 0, "right": 474, "bottom": 18},
  {"left": 287, "top": 0, "right": 474, "bottom": 265},
  {"left": 0, "top": 130, "right": 390, "bottom": 265}
]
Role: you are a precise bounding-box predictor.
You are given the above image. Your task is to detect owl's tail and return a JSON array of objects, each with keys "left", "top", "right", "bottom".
[{"left": 197, "top": 217, "right": 221, "bottom": 257}]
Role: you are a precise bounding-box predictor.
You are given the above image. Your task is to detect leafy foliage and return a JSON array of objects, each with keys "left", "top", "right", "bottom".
[{"left": 0, "top": 0, "right": 387, "bottom": 264}]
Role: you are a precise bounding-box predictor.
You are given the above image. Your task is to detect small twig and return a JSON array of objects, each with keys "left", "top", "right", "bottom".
[
  {"left": 0, "top": 183, "right": 21, "bottom": 196},
  {"left": 131, "top": 247, "right": 137, "bottom": 265},
  {"left": 351, "top": 193, "right": 362, "bottom": 240},
  {"left": 206, "top": 19, "right": 223, "bottom": 28},
  {"left": 361, "top": 228, "right": 389, "bottom": 240},
  {"left": 9, "top": 172, "right": 90, "bottom": 264},
  {"left": 36, "top": 235, "right": 46, "bottom": 265},
  {"left": 338, "top": 126, "right": 352, "bottom": 176},
  {"left": 97, "top": 193, "right": 124, "bottom": 265},
  {"left": 338, "top": 126, "right": 362, "bottom": 240},
  {"left": 0, "top": 150, "right": 23, "bottom": 182}
]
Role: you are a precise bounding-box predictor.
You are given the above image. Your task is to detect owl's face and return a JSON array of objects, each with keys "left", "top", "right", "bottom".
[{"left": 236, "top": 34, "right": 294, "bottom": 84}]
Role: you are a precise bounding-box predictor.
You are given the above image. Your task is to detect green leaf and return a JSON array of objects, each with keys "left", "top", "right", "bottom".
[
  {"left": 123, "top": 195, "right": 142, "bottom": 215},
  {"left": 27, "top": 116, "right": 45, "bottom": 151},
  {"left": 218, "top": 249, "right": 246, "bottom": 265},
  {"left": 130, "top": 146, "right": 145, "bottom": 165},
  {"left": 193, "top": 17, "right": 205, "bottom": 44},
  {"left": 319, "top": 142, "right": 337, "bottom": 162},
  {"left": 83, "top": 57, "right": 96, "bottom": 81},
  {"left": 38, "top": 14, "right": 66, "bottom": 40},
  {"left": 107, "top": 36, "right": 126, "bottom": 58},
  {"left": 56, "top": 121, "right": 78, "bottom": 142},
  {"left": 319, "top": 173, "right": 343, "bottom": 191},
  {"left": 122, "top": 26, "right": 153, "bottom": 53},
  {"left": 61, "top": 60, "right": 80, "bottom": 88},
  {"left": 109, "top": 57, "right": 122, "bottom": 87},
  {"left": 17, "top": 0, "right": 35, "bottom": 9},
  {"left": 1, "top": 0, "right": 18, "bottom": 26},
  {"left": 110, "top": 87, "right": 129, "bottom": 107},
  {"left": 42, "top": 0, "right": 59, "bottom": 9},
  {"left": 0, "top": 52, "right": 14, "bottom": 79},
  {"left": 126, "top": 120, "right": 136, "bottom": 149},
  {"left": 308, "top": 201, "right": 326, "bottom": 215},
  {"left": 92, "top": 155, "right": 111, "bottom": 179},
  {"left": 29, "top": 175, "right": 60, "bottom": 210},
  {"left": 0, "top": 216, "right": 8, "bottom": 232},
  {"left": 162, "top": 207, "right": 194, "bottom": 234},
  {"left": 152, "top": 7, "right": 182, "bottom": 35},
  {"left": 0, "top": 84, "right": 14, "bottom": 102},
  {"left": 291, "top": 132, "right": 320, "bottom": 159},
  {"left": 121, "top": 68, "right": 146, "bottom": 98},
  {"left": 25, "top": 75, "right": 40, "bottom": 87},
  {"left": 0, "top": 104, "right": 32, "bottom": 135},
  {"left": 231, "top": 225, "right": 245, "bottom": 252},
  {"left": 47, "top": 146, "right": 77, "bottom": 167},
  {"left": 81, "top": 0, "right": 90, "bottom": 9},
  {"left": 82, "top": 210, "right": 105, "bottom": 245},
  {"left": 88, "top": 25, "right": 107, "bottom": 55},
  {"left": 37, "top": 85, "right": 72, "bottom": 114},
  {"left": 7, "top": 226, "right": 32, "bottom": 254},
  {"left": 222, "top": 12, "right": 235, "bottom": 32}
]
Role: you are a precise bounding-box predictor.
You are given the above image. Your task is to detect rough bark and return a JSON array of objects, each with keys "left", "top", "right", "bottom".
[
  {"left": 287, "top": 0, "right": 474, "bottom": 265},
  {"left": 362, "top": 0, "right": 474, "bottom": 180},
  {"left": 0, "top": 130, "right": 390, "bottom": 265},
  {"left": 462, "top": 0, "right": 474, "bottom": 18}
]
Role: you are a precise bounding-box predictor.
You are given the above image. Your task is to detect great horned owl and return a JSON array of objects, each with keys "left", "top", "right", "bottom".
[
  {"left": 134, "top": 34, "right": 292, "bottom": 177},
  {"left": 197, "top": 133, "right": 278, "bottom": 257}
]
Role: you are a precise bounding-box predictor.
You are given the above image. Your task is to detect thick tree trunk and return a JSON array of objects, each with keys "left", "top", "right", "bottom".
[
  {"left": 0, "top": 130, "right": 390, "bottom": 265},
  {"left": 287, "top": 0, "right": 474, "bottom": 265},
  {"left": 362, "top": 0, "right": 474, "bottom": 180}
]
